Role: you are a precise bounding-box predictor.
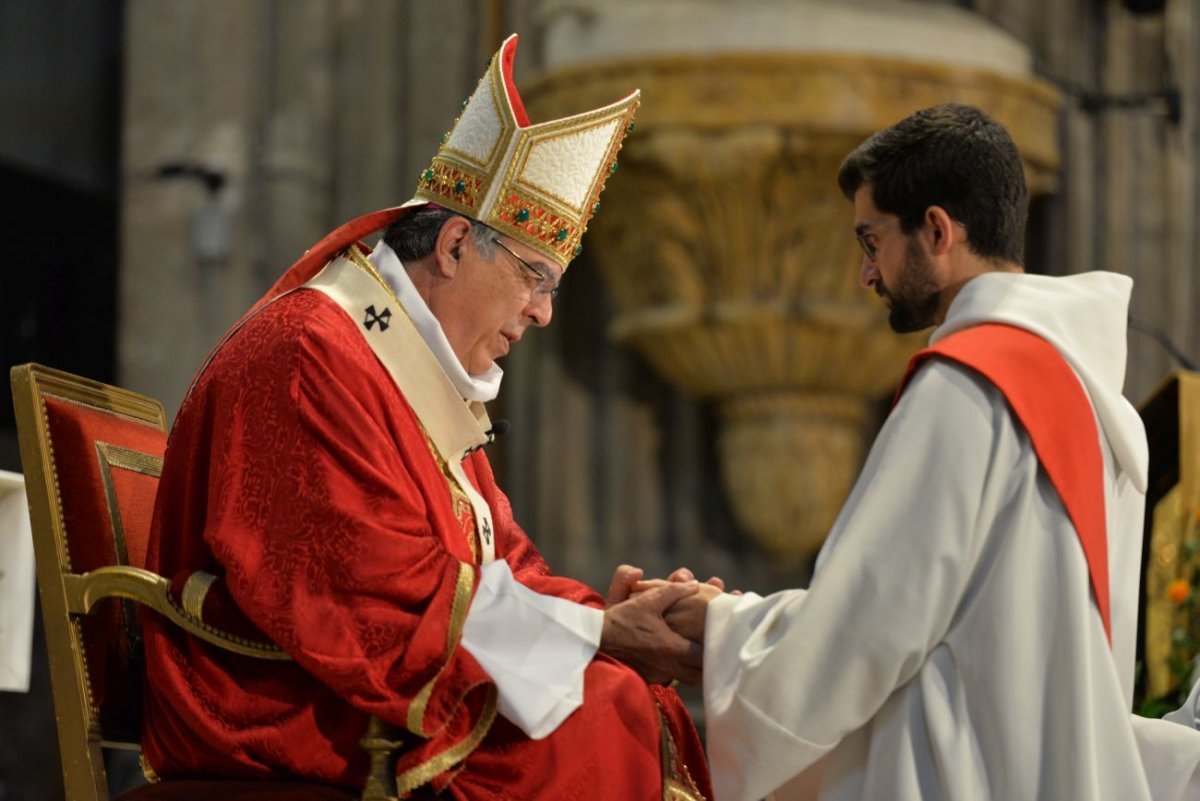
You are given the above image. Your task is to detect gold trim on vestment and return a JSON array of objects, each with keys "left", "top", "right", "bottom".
[
  {"left": 343, "top": 244, "right": 399, "bottom": 300},
  {"left": 393, "top": 563, "right": 493, "bottom": 795},
  {"left": 659, "top": 706, "right": 708, "bottom": 801},
  {"left": 418, "top": 427, "right": 481, "bottom": 562},
  {"left": 302, "top": 249, "right": 501, "bottom": 785},
  {"left": 324, "top": 247, "right": 497, "bottom": 564},
  {"left": 406, "top": 561, "right": 476, "bottom": 737},
  {"left": 445, "top": 559, "right": 474, "bottom": 653},
  {"left": 139, "top": 753, "right": 160, "bottom": 784},
  {"left": 395, "top": 685, "right": 498, "bottom": 798}
]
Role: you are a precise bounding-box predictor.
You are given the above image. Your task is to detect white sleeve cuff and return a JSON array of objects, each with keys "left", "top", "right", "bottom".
[
  {"left": 1165, "top": 672, "right": 1200, "bottom": 729},
  {"left": 460, "top": 560, "right": 602, "bottom": 739}
]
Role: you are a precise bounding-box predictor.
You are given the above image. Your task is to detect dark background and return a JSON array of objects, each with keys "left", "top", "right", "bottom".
[{"left": 0, "top": 2, "right": 123, "bottom": 799}]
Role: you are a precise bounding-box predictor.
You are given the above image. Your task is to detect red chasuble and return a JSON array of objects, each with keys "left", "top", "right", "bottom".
[
  {"left": 142, "top": 214, "right": 711, "bottom": 799},
  {"left": 896, "top": 323, "right": 1111, "bottom": 642}
]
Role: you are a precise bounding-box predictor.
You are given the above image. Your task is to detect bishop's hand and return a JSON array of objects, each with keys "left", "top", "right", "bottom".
[
  {"left": 605, "top": 563, "right": 647, "bottom": 607},
  {"left": 601, "top": 581, "right": 704, "bottom": 686},
  {"left": 663, "top": 582, "right": 724, "bottom": 643}
]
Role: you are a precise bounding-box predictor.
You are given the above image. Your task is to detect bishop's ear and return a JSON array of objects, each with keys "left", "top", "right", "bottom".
[{"left": 433, "top": 215, "right": 474, "bottom": 277}]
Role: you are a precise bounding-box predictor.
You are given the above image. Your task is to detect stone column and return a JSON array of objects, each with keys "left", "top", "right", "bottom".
[
  {"left": 119, "top": 1, "right": 483, "bottom": 417},
  {"left": 120, "top": 0, "right": 272, "bottom": 415}
]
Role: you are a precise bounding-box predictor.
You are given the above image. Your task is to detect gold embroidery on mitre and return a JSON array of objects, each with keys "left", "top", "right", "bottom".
[
  {"left": 417, "top": 161, "right": 486, "bottom": 213},
  {"left": 493, "top": 189, "right": 581, "bottom": 263},
  {"left": 439, "top": 55, "right": 517, "bottom": 171},
  {"left": 411, "top": 33, "right": 639, "bottom": 269}
]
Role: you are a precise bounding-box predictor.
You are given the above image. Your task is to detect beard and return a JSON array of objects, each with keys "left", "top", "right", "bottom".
[{"left": 877, "top": 238, "right": 941, "bottom": 333}]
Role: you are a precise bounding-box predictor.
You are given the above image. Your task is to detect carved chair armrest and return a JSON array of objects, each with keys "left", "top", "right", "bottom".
[
  {"left": 64, "top": 565, "right": 405, "bottom": 799},
  {"left": 63, "top": 566, "right": 288, "bottom": 659}
]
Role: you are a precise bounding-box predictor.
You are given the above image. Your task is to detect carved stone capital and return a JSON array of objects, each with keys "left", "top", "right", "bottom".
[
  {"left": 526, "top": 53, "right": 1061, "bottom": 191},
  {"left": 719, "top": 393, "right": 872, "bottom": 561},
  {"left": 523, "top": 52, "right": 1060, "bottom": 559}
]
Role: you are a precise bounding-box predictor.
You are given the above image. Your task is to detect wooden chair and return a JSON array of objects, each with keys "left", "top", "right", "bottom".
[{"left": 11, "top": 364, "right": 402, "bottom": 801}]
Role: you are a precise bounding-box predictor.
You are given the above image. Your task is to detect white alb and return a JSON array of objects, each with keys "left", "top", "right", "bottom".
[{"left": 703, "top": 271, "right": 1200, "bottom": 801}]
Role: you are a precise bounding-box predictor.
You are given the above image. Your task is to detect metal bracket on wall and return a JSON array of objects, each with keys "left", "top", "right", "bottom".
[{"left": 1077, "top": 87, "right": 1182, "bottom": 126}]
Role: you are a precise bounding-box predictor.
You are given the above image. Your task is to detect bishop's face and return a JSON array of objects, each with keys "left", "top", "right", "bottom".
[
  {"left": 853, "top": 185, "right": 941, "bottom": 334},
  {"left": 436, "top": 232, "right": 560, "bottom": 376}
]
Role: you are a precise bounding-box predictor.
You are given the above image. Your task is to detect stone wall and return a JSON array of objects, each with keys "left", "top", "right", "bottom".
[{"left": 115, "top": 0, "right": 1200, "bottom": 597}]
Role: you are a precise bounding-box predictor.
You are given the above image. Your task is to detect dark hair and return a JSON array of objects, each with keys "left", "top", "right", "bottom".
[
  {"left": 836, "top": 103, "right": 1028, "bottom": 264},
  {"left": 382, "top": 205, "right": 495, "bottom": 262}
]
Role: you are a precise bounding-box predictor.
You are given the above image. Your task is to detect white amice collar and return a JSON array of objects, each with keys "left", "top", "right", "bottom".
[
  {"left": 368, "top": 239, "right": 504, "bottom": 403},
  {"left": 931, "top": 270, "right": 1147, "bottom": 493}
]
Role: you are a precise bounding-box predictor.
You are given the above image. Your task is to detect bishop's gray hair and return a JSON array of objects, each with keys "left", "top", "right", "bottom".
[{"left": 382, "top": 206, "right": 496, "bottom": 262}]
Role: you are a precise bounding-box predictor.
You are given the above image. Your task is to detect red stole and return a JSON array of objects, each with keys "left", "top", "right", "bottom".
[{"left": 896, "top": 323, "right": 1112, "bottom": 643}]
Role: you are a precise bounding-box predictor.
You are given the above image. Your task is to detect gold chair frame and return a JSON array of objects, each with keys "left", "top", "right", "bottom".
[{"left": 12, "top": 364, "right": 403, "bottom": 801}]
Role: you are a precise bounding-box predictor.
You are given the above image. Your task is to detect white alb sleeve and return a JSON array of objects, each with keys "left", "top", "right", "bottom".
[
  {"left": 1165, "top": 672, "right": 1200, "bottom": 730},
  {"left": 459, "top": 560, "right": 603, "bottom": 740}
]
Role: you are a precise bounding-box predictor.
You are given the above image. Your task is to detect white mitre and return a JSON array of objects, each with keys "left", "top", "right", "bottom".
[{"left": 413, "top": 34, "right": 640, "bottom": 269}]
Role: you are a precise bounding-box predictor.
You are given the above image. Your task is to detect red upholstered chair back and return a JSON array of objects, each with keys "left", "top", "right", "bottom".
[
  {"left": 12, "top": 364, "right": 370, "bottom": 801},
  {"left": 11, "top": 364, "right": 167, "bottom": 801}
]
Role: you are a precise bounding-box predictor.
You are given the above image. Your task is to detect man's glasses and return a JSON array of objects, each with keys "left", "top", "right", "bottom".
[
  {"left": 492, "top": 238, "right": 560, "bottom": 299},
  {"left": 854, "top": 218, "right": 900, "bottom": 263}
]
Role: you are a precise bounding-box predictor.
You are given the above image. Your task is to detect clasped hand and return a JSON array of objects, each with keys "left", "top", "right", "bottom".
[{"left": 599, "top": 565, "right": 725, "bottom": 686}]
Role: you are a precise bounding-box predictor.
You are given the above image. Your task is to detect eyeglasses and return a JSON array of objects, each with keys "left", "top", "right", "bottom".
[
  {"left": 854, "top": 218, "right": 900, "bottom": 262},
  {"left": 492, "top": 238, "right": 560, "bottom": 299}
]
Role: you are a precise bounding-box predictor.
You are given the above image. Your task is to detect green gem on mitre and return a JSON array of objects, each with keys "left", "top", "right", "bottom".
[
  {"left": 555, "top": 228, "right": 569, "bottom": 242},
  {"left": 439, "top": 132, "right": 449, "bottom": 145},
  {"left": 421, "top": 168, "right": 435, "bottom": 183},
  {"left": 609, "top": 160, "right": 619, "bottom": 174},
  {"left": 516, "top": 208, "right": 531, "bottom": 223},
  {"left": 454, "top": 180, "right": 466, "bottom": 194},
  {"left": 626, "top": 122, "right": 635, "bottom": 134},
  {"left": 574, "top": 244, "right": 584, "bottom": 257}
]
